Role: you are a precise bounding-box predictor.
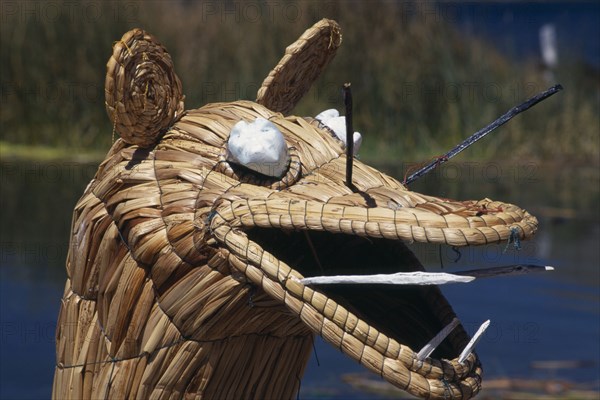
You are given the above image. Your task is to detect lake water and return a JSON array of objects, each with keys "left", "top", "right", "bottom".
[{"left": 1, "top": 159, "right": 598, "bottom": 399}]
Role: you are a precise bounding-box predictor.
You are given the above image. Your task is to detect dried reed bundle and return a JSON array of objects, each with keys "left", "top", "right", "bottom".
[{"left": 54, "top": 20, "right": 541, "bottom": 400}]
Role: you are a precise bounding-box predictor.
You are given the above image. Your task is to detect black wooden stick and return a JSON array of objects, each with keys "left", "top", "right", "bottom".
[
  {"left": 343, "top": 83, "right": 354, "bottom": 188},
  {"left": 404, "top": 84, "right": 563, "bottom": 185}
]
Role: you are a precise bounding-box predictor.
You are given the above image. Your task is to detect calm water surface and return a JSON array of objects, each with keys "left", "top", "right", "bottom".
[{"left": 1, "top": 159, "right": 598, "bottom": 399}]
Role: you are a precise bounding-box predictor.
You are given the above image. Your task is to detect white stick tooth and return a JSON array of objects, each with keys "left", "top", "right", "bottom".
[
  {"left": 417, "top": 318, "right": 460, "bottom": 361},
  {"left": 458, "top": 319, "right": 491, "bottom": 364},
  {"left": 300, "top": 271, "right": 475, "bottom": 286}
]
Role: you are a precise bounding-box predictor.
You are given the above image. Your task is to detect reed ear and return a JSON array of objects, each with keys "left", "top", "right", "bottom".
[
  {"left": 105, "top": 28, "right": 185, "bottom": 148},
  {"left": 256, "top": 19, "right": 342, "bottom": 115}
]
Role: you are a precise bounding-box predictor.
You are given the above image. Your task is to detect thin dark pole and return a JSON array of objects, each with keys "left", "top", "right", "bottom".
[
  {"left": 343, "top": 83, "right": 354, "bottom": 188},
  {"left": 404, "top": 84, "right": 563, "bottom": 185}
]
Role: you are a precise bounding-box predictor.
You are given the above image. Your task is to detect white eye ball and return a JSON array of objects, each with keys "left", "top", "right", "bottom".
[
  {"left": 315, "top": 109, "right": 362, "bottom": 155},
  {"left": 226, "top": 117, "right": 289, "bottom": 178},
  {"left": 315, "top": 108, "right": 340, "bottom": 123}
]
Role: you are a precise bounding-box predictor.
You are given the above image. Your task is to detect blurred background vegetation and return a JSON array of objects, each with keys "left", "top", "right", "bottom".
[
  {"left": 1, "top": 0, "right": 598, "bottom": 164},
  {"left": 1, "top": 3, "right": 598, "bottom": 397}
]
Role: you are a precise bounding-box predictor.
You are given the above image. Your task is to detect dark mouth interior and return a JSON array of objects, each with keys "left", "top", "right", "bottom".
[{"left": 248, "top": 228, "right": 461, "bottom": 359}]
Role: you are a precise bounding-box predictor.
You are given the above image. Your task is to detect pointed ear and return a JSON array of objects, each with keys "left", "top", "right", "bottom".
[{"left": 256, "top": 19, "right": 342, "bottom": 115}]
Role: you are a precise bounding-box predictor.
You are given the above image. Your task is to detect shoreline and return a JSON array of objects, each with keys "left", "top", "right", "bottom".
[{"left": 0, "top": 141, "right": 106, "bottom": 164}]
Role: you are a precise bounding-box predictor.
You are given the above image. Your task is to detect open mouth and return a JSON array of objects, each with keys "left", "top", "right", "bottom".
[
  {"left": 249, "top": 228, "right": 463, "bottom": 361},
  {"left": 206, "top": 191, "right": 491, "bottom": 399}
]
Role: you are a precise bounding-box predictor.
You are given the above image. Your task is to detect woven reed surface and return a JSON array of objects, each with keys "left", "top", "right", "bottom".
[
  {"left": 54, "top": 100, "right": 539, "bottom": 399},
  {"left": 55, "top": 23, "right": 540, "bottom": 400},
  {"left": 105, "top": 28, "right": 185, "bottom": 147},
  {"left": 54, "top": 180, "right": 313, "bottom": 399},
  {"left": 256, "top": 18, "right": 342, "bottom": 115}
]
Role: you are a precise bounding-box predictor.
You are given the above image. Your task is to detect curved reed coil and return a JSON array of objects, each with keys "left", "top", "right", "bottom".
[
  {"left": 105, "top": 28, "right": 185, "bottom": 147},
  {"left": 256, "top": 18, "right": 342, "bottom": 115}
]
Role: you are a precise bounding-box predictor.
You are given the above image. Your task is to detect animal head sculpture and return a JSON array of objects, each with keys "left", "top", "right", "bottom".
[{"left": 54, "top": 20, "right": 538, "bottom": 399}]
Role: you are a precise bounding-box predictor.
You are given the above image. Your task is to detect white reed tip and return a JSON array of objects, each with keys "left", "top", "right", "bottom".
[{"left": 458, "top": 319, "right": 491, "bottom": 364}]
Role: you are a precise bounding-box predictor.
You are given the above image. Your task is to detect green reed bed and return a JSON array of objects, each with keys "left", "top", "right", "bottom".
[{"left": 1, "top": 0, "right": 598, "bottom": 163}]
